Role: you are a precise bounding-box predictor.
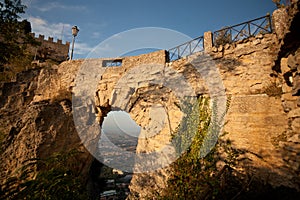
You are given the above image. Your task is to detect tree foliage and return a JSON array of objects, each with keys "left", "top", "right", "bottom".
[
  {"left": 0, "top": 0, "right": 26, "bottom": 20},
  {"left": 0, "top": 0, "right": 25, "bottom": 63},
  {"left": 0, "top": 0, "right": 39, "bottom": 82},
  {"left": 0, "top": 0, "right": 37, "bottom": 68}
]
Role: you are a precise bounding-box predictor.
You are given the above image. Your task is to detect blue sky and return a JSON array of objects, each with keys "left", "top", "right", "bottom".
[{"left": 22, "top": 0, "right": 277, "bottom": 59}]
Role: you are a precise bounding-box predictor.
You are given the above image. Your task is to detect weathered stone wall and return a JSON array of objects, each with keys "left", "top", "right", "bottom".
[{"left": 207, "top": 33, "right": 296, "bottom": 188}]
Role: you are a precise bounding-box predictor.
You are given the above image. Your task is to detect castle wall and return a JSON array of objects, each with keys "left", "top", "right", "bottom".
[{"left": 27, "top": 33, "right": 70, "bottom": 62}]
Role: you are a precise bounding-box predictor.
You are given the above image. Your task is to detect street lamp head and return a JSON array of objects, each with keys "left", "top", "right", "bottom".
[
  {"left": 70, "top": 25, "right": 79, "bottom": 60},
  {"left": 72, "top": 26, "right": 79, "bottom": 37}
]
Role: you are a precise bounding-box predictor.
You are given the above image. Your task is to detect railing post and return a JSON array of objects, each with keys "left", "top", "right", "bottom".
[
  {"left": 267, "top": 13, "right": 273, "bottom": 33},
  {"left": 248, "top": 22, "right": 251, "bottom": 36},
  {"left": 204, "top": 31, "right": 213, "bottom": 52}
]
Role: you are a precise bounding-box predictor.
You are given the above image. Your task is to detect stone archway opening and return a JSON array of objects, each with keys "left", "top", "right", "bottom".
[
  {"left": 96, "top": 111, "right": 141, "bottom": 199},
  {"left": 101, "top": 110, "right": 141, "bottom": 153}
]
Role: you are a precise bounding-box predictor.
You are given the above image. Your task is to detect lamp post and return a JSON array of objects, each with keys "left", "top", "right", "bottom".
[{"left": 70, "top": 25, "right": 79, "bottom": 60}]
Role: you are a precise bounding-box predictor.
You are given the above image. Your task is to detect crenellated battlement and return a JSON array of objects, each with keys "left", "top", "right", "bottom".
[{"left": 29, "top": 32, "right": 70, "bottom": 46}]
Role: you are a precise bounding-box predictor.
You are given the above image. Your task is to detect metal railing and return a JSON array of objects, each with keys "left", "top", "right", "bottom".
[
  {"left": 167, "top": 14, "right": 273, "bottom": 62},
  {"left": 168, "top": 36, "right": 204, "bottom": 62},
  {"left": 213, "top": 14, "right": 272, "bottom": 46}
]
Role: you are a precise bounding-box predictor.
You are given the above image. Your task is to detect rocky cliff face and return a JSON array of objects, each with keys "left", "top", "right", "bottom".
[
  {"left": 0, "top": 61, "right": 94, "bottom": 186},
  {"left": 272, "top": 0, "right": 300, "bottom": 188}
]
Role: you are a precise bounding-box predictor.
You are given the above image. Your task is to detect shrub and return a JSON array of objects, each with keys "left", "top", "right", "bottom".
[
  {"left": 156, "top": 96, "right": 241, "bottom": 199},
  {"left": 213, "top": 28, "right": 232, "bottom": 47},
  {"left": 0, "top": 149, "right": 88, "bottom": 200}
]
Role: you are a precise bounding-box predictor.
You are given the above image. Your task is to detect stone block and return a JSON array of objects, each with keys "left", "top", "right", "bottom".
[
  {"left": 252, "top": 39, "right": 261, "bottom": 45},
  {"left": 291, "top": 118, "right": 300, "bottom": 133},
  {"left": 212, "top": 46, "right": 218, "bottom": 53},
  {"left": 218, "top": 45, "right": 224, "bottom": 52},
  {"left": 288, "top": 108, "right": 300, "bottom": 118},
  {"left": 224, "top": 43, "right": 230, "bottom": 50},
  {"left": 296, "top": 53, "right": 300, "bottom": 72},
  {"left": 287, "top": 54, "right": 298, "bottom": 70},
  {"left": 282, "top": 100, "right": 298, "bottom": 112},
  {"left": 280, "top": 58, "right": 290, "bottom": 74},
  {"left": 282, "top": 93, "right": 298, "bottom": 101},
  {"left": 241, "top": 57, "right": 254, "bottom": 65},
  {"left": 292, "top": 74, "right": 300, "bottom": 96},
  {"left": 255, "top": 34, "right": 264, "bottom": 39},
  {"left": 283, "top": 143, "right": 300, "bottom": 153},
  {"left": 287, "top": 134, "right": 300, "bottom": 143},
  {"left": 213, "top": 52, "right": 223, "bottom": 59},
  {"left": 282, "top": 83, "right": 292, "bottom": 93},
  {"left": 290, "top": 161, "right": 299, "bottom": 171}
]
